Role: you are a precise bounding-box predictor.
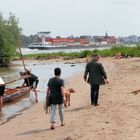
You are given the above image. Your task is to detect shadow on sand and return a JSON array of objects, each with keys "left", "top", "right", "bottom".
[
  {"left": 66, "top": 105, "right": 91, "bottom": 112},
  {"left": 16, "top": 105, "right": 92, "bottom": 136},
  {"left": 17, "top": 128, "right": 50, "bottom": 136}
]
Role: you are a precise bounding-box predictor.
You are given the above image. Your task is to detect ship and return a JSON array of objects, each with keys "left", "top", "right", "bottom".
[
  {"left": 28, "top": 43, "right": 97, "bottom": 50},
  {"left": 28, "top": 43, "right": 67, "bottom": 50}
]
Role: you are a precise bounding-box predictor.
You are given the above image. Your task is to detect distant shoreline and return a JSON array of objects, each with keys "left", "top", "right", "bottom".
[{"left": 18, "top": 46, "right": 140, "bottom": 60}]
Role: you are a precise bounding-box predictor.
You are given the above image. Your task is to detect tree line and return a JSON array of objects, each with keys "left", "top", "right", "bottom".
[{"left": 21, "top": 34, "right": 40, "bottom": 48}]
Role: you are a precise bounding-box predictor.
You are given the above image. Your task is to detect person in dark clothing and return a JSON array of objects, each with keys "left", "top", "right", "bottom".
[
  {"left": 20, "top": 70, "right": 39, "bottom": 102},
  {"left": 84, "top": 54, "right": 108, "bottom": 106},
  {"left": 46, "top": 67, "right": 65, "bottom": 130}
]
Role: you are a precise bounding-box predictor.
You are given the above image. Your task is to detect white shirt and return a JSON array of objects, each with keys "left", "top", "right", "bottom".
[{"left": 0, "top": 77, "right": 4, "bottom": 85}]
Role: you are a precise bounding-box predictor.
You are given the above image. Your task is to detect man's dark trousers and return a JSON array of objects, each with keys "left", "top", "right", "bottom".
[{"left": 91, "top": 84, "right": 100, "bottom": 106}]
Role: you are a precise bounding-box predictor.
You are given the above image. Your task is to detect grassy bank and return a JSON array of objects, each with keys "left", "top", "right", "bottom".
[{"left": 21, "top": 46, "right": 140, "bottom": 60}]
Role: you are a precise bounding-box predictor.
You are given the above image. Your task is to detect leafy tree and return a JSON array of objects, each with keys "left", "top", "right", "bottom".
[
  {"left": 0, "top": 13, "right": 21, "bottom": 66},
  {"left": 21, "top": 34, "right": 41, "bottom": 47}
]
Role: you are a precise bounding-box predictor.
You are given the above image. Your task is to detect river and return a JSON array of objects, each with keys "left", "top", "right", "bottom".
[{"left": 21, "top": 46, "right": 111, "bottom": 55}]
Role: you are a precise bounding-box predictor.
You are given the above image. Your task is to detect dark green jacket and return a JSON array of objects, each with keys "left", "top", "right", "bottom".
[{"left": 84, "top": 60, "right": 107, "bottom": 85}]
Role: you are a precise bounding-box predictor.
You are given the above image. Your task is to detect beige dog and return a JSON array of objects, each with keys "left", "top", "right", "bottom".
[{"left": 64, "top": 88, "right": 75, "bottom": 108}]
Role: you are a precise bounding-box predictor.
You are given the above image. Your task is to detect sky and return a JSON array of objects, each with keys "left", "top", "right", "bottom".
[{"left": 0, "top": 0, "right": 140, "bottom": 37}]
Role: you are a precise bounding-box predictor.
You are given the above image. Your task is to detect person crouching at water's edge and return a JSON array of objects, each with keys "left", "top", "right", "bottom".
[
  {"left": 20, "top": 70, "right": 39, "bottom": 102},
  {"left": 84, "top": 54, "right": 108, "bottom": 106},
  {"left": 46, "top": 67, "right": 66, "bottom": 130},
  {"left": 0, "top": 76, "right": 5, "bottom": 111}
]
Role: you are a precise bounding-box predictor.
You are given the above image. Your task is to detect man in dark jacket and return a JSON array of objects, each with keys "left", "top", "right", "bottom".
[{"left": 84, "top": 54, "right": 108, "bottom": 106}]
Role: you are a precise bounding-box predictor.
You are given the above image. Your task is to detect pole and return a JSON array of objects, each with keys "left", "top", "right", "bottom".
[
  {"left": 17, "top": 34, "right": 30, "bottom": 88},
  {"left": 17, "top": 35, "right": 26, "bottom": 71}
]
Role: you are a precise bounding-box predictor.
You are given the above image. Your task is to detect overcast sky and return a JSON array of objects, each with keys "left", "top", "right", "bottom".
[{"left": 0, "top": 0, "right": 140, "bottom": 37}]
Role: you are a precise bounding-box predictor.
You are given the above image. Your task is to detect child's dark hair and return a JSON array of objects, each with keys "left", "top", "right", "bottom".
[
  {"left": 25, "top": 69, "right": 31, "bottom": 75},
  {"left": 54, "top": 67, "right": 61, "bottom": 76}
]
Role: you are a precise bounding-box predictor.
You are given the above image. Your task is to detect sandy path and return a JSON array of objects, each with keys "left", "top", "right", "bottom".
[{"left": 0, "top": 57, "right": 140, "bottom": 140}]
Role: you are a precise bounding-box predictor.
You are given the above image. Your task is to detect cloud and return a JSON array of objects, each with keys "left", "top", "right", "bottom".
[{"left": 1, "top": 0, "right": 140, "bottom": 36}]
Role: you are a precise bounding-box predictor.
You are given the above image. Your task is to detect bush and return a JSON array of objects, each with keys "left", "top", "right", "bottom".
[{"left": 79, "top": 50, "right": 92, "bottom": 58}]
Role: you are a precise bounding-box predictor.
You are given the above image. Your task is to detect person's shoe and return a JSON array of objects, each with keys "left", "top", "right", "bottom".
[
  {"left": 91, "top": 102, "right": 94, "bottom": 105},
  {"left": 35, "top": 99, "right": 38, "bottom": 102},
  {"left": 94, "top": 103, "right": 99, "bottom": 106},
  {"left": 61, "top": 123, "right": 65, "bottom": 127},
  {"left": 50, "top": 125, "right": 55, "bottom": 130}
]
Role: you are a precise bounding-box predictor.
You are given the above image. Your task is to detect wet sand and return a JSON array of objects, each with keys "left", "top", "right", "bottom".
[{"left": 0, "top": 57, "right": 140, "bottom": 140}]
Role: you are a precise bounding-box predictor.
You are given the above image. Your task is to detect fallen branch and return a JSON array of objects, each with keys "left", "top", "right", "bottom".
[{"left": 131, "top": 89, "right": 140, "bottom": 95}]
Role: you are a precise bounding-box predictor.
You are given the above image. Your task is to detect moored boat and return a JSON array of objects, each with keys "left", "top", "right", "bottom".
[{"left": 3, "top": 87, "right": 30, "bottom": 103}]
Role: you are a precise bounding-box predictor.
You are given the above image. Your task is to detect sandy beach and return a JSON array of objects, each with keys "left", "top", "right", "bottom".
[{"left": 0, "top": 57, "right": 140, "bottom": 140}]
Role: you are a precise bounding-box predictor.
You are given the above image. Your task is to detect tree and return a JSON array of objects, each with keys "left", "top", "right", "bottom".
[
  {"left": 21, "top": 34, "right": 41, "bottom": 48},
  {"left": 0, "top": 13, "right": 21, "bottom": 66}
]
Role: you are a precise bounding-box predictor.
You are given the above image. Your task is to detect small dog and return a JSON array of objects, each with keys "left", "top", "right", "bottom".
[
  {"left": 44, "top": 88, "right": 75, "bottom": 113},
  {"left": 44, "top": 96, "right": 51, "bottom": 114},
  {"left": 64, "top": 88, "right": 75, "bottom": 108}
]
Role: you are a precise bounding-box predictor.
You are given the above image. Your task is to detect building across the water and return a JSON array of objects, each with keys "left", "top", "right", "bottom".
[{"left": 37, "top": 32, "right": 116, "bottom": 46}]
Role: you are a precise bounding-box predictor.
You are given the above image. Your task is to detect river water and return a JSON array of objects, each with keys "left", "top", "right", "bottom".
[
  {"left": 21, "top": 46, "right": 111, "bottom": 55},
  {"left": 0, "top": 60, "right": 85, "bottom": 124}
]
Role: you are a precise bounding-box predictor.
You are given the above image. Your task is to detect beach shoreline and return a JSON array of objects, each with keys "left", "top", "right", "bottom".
[
  {"left": 0, "top": 57, "right": 140, "bottom": 140},
  {"left": 11, "top": 57, "right": 87, "bottom": 67}
]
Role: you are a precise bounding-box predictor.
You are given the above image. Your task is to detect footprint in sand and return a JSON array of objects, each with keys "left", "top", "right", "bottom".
[
  {"left": 105, "top": 121, "right": 109, "bottom": 124},
  {"left": 64, "top": 136, "right": 74, "bottom": 140},
  {"left": 30, "top": 121, "right": 38, "bottom": 124},
  {"left": 29, "top": 117, "right": 39, "bottom": 124}
]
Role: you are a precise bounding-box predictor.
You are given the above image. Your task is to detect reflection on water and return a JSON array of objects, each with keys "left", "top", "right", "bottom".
[{"left": 0, "top": 61, "right": 85, "bottom": 124}]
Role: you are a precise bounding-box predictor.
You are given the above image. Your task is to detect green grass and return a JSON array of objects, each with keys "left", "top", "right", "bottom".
[
  {"left": 17, "top": 45, "right": 140, "bottom": 60},
  {"left": 98, "top": 45, "right": 140, "bottom": 57}
]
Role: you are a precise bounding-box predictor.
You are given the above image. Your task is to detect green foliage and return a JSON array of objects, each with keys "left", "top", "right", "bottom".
[
  {"left": 22, "top": 46, "right": 140, "bottom": 60},
  {"left": 98, "top": 46, "right": 140, "bottom": 57},
  {"left": 79, "top": 50, "right": 92, "bottom": 58},
  {"left": 0, "top": 13, "right": 21, "bottom": 66},
  {"left": 21, "top": 34, "right": 40, "bottom": 47}
]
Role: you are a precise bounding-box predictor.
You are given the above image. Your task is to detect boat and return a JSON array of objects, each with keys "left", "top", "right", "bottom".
[
  {"left": 3, "top": 87, "right": 30, "bottom": 103},
  {"left": 28, "top": 43, "right": 67, "bottom": 50},
  {"left": 28, "top": 43, "right": 97, "bottom": 50}
]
